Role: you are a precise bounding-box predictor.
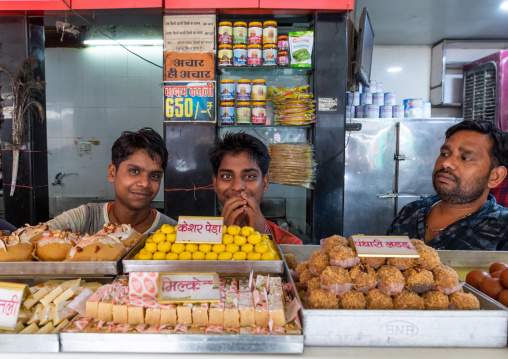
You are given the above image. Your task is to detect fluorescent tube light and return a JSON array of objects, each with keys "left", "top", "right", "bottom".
[
  {"left": 387, "top": 67, "right": 402, "bottom": 72},
  {"left": 501, "top": 1, "right": 508, "bottom": 10},
  {"left": 83, "top": 39, "right": 163, "bottom": 46}
]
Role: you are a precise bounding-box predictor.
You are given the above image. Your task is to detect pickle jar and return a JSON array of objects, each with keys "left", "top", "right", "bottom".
[
  {"left": 218, "top": 21, "right": 233, "bottom": 44},
  {"left": 277, "top": 51, "right": 289, "bottom": 67},
  {"left": 220, "top": 101, "right": 235, "bottom": 125},
  {"left": 248, "top": 22, "right": 262, "bottom": 44},
  {"left": 248, "top": 44, "right": 262, "bottom": 67},
  {"left": 233, "top": 44, "right": 248, "bottom": 67},
  {"left": 236, "top": 101, "right": 251, "bottom": 124},
  {"left": 262, "top": 21, "right": 277, "bottom": 44},
  {"left": 236, "top": 79, "right": 252, "bottom": 101},
  {"left": 262, "top": 44, "right": 277, "bottom": 67},
  {"left": 220, "top": 79, "right": 235, "bottom": 101},
  {"left": 252, "top": 79, "right": 267, "bottom": 101},
  {"left": 252, "top": 101, "right": 267, "bottom": 125},
  {"left": 233, "top": 21, "right": 247, "bottom": 44},
  {"left": 277, "top": 35, "right": 289, "bottom": 51},
  {"left": 218, "top": 44, "right": 233, "bottom": 67}
]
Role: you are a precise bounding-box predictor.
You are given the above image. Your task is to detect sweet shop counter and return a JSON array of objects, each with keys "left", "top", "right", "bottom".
[{"left": 1, "top": 347, "right": 508, "bottom": 359}]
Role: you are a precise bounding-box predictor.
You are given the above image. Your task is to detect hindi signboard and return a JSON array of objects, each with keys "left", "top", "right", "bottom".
[
  {"left": 351, "top": 236, "right": 420, "bottom": 257},
  {"left": 163, "top": 15, "right": 215, "bottom": 52},
  {"left": 158, "top": 272, "right": 220, "bottom": 303},
  {"left": 164, "top": 51, "right": 214, "bottom": 81},
  {"left": 175, "top": 216, "right": 224, "bottom": 244},
  {"left": 0, "top": 282, "right": 29, "bottom": 330},
  {"left": 164, "top": 81, "right": 215, "bottom": 122}
]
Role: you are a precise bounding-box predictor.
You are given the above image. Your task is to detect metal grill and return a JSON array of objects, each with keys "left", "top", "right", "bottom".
[{"left": 463, "top": 62, "right": 497, "bottom": 122}]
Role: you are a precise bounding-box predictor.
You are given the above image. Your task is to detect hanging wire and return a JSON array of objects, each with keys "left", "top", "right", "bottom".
[{"left": 60, "top": 0, "right": 163, "bottom": 69}]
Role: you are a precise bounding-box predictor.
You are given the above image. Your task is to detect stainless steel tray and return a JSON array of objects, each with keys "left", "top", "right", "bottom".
[
  {"left": 60, "top": 264, "right": 303, "bottom": 354},
  {"left": 0, "top": 277, "right": 113, "bottom": 353},
  {"left": 280, "top": 244, "right": 508, "bottom": 348},
  {"left": 123, "top": 236, "right": 284, "bottom": 274},
  {"left": 0, "top": 244, "right": 140, "bottom": 276}
]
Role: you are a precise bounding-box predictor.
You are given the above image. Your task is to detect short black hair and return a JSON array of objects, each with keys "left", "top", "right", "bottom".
[
  {"left": 112, "top": 127, "right": 168, "bottom": 170},
  {"left": 445, "top": 120, "right": 508, "bottom": 168},
  {"left": 209, "top": 132, "right": 271, "bottom": 176}
]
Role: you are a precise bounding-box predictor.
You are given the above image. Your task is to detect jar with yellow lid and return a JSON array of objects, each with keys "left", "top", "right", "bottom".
[
  {"left": 236, "top": 79, "right": 251, "bottom": 101},
  {"left": 252, "top": 79, "right": 267, "bottom": 101},
  {"left": 252, "top": 101, "right": 266, "bottom": 125},
  {"left": 218, "top": 44, "right": 233, "bottom": 67},
  {"left": 218, "top": 21, "right": 233, "bottom": 44},
  {"left": 262, "top": 44, "right": 277, "bottom": 67},
  {"left": 262, "top": 21, "right": 277, "bottom": 44},
  {"left": 233, "top": 22, "right": 247, "bottom": 44},
  {"left": 220, "top": 79, "right": 235, "bottom": 101},
  {"left": 248, "top": 22, "right": 262, "bottom": 44},
  {"left": 220, "top": 101, "right": 235, "bottom": 125},
  {"left": 248, "top": 44, "right": 262, "bottom": 67},
  {"left": 233, "top": 44, "right": 247, "bottom": 67},
  {"left": 236, "top": 101, "right": 251, "bottom": 124}
]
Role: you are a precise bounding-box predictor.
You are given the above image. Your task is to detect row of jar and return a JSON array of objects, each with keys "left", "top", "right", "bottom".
[
  {"left": 348, "top": 92, "right": 397, "bottom": 107},
  {"left": 220, "top": 79, "right": 267, "bottom": 102},
  {"left": 220, "top": 101, "right": 267, "bottom": 125},
  {"left": 347, "top": 101, "right": 431, "bottom": 119},
  {"left": 218, "top": 21, "right": 285, "bottom": 48},
  {"left": 218, "top": 43, "right": 288, "bottom": 67}
]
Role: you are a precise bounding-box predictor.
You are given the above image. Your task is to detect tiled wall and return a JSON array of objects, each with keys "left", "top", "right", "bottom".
[{"left": 45, "top": 46, "right": 165, "bottom": 205}]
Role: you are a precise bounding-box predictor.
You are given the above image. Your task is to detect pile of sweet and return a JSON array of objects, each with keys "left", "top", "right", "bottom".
[
  {"left": 0, "top": 279, "right": 102, "bottom": 334},
  {"left": 268, "top": 86, "right": 315, "bottom": 125},
  {"left": 287, "top": 235, "right": 480, "bottom": 310},
  {"left": 63, "top": 274, "right": 302, "bottom": 335},
  {"left": 0, "top": 223, "right": 143, "bottom": 262}
]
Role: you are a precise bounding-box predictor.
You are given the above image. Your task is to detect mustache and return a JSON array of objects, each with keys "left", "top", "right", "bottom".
[{"left": 434, "top": 168, "right": 458, "bottom": 181}]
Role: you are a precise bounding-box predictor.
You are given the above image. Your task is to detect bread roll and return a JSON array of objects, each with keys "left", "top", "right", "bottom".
[
  {"left": 14, "top": 223, "right": 53, "bottom": 245},
  {"left": 96, "top": 223, "right": 144, "bottom": 248},
  {"left": 66, "top": 234, "right": 127, "bottom": 261},
  {"left": 0, "top": 235, "right": 34, "bottom": 261},
  {"left": 36, "top": 230, "right": 79, "bottom": 261}
]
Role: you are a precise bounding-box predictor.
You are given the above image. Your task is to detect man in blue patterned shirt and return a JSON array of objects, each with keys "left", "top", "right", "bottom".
[{"left": 387, "top": 120, "right": 508, "bottom": 250}]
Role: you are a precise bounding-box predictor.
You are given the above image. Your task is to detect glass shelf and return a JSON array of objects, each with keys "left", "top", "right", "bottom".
[{"left": 218, "top": 124, "right": 312, "bottom": 128}]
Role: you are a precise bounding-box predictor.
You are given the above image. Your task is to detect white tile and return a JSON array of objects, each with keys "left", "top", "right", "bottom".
[
  {"left": 127, "top": 49, "right": 151, "bottom": 76},
  {"left": 46, "top": 103, "right": 61, "bottom": 138},
  {"left": 83, "top": 76, "right": 106, "bottom": 107},
  {"left": 45, "top": 76, "right": 60, "bottom": 107},
  {"left": 149, "top": 107, "right": 164, "bottom": 132},
  {"left": 83, "top": 137, "right": 112, "bottom": 167},
  {"left": 105, "top": 77, "right": 129, "bottom": 108},
  {"left": 48, "top": 181, "right": 63, "bottom": 197},
  {"left": 59, "top": 76, "right": 83, "bottom": 108},
  {"left": 145, "top": 46, "right": 164, "bottom": 77},
  {"left": 61, "top": 137, "right": 85, "bottom": 167},
  {"left": 44, "top": 48, "right": 60, "bottom": 79},
  {"left": 83, "top": 47, "right": 105, "bottom": 77},
  {"left": 61, "top": 107, "right": 84, "bottom": 138},
  {"left": 84, "top": 166, "right": 109, "bottom": 197},
  {"left": 60, "top": 167, "right": 85, "bottom": 197},
  {"left": 106, "top": 107, "right": 148, "bottom": 138},
  {"left": 128, "top": 77, "right": 151, "bottom": 107},
  {"left": 150, "top": 76, "right": 164, "bottom": 108},
  {"left": 82, "top": 108, "right": 107, "bottom": 137},
  {"left": 59, "top": 48, "right": 83, "bottom": 77},
  {"left": 47, "top": 137, "right": 62, "bottom": 165},
  {"left": 104, "top": 47, "right": 128, "bottom": 76}
]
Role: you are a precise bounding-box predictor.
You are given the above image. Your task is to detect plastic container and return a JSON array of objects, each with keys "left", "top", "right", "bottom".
[
  {"left": 355, "top": 105, "right": 364, "bottom": 118},
  {"left": 277, "top": 35, "right": 289, "bottom": 51},
  {"left": 252, "top": 79, "right": 267, "bottom": 101},
  {"left": 233, "top": 21, "right": 247, "bottom": 44},
  {"left": 277, "top": 51, "right": 289, "bottom": 67},
  {"left": 236, "top": 101, "right": 251, "bottom": 124},
  {"left": 218, "top": 21, "right": 233, "bottom": 44},
  {"left": 233, "top": 44, "right": 248, "bottom": 67},
  {"left": 248, "top": 44, "right": 262, "bottom": 66},
  {"left": 248, "top": 22, "right": 262, "bottom": 44},
  {"left": 262, "top": 21, "right": 277, "bottom": 44},
  {"left": 384, "top": 92, "right": 397, "bottom": 106},
  {"left": 372, "top": 92, "right": 384, "bottom": 106},
  {"left": 393, "top": 105, "right": 404, "bottom": 118},
  {"left": 352, "top": 92, "right": 360, "bottom": 106},
  {"left": 364, "top": 104, "right": 380, "bottom": 118},
  {"left": 262, "top": 44, "right": 277, "bottom": 67},
  {"left": 220, "top": 101, "right": 235, "bottom": 125},
  {"left": 423, "top": 101, "right": 432, "bottom": 117},
  {"left": 403, "top": 98, "right": 423, "bottom": 118},
  {"left": 218, "top": 44, "right": 233, "bottom": 67},
  {"left": 252, "top": 101, "right": 267, "bottom": 125},
  {"left": 236, "top": 79, "right": 252, "bottom": 101},
  {"left": 380, "top": 105, "right": 392, "bottom": 118},
  {"left": 220, "top": 79, "right": 235, "bottom": 101},
  {"left": 360, "top": 92, "right": 372, "bottom": 105}
]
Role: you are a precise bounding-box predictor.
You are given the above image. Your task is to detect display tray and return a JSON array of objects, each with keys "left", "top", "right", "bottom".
[
  {"left": 60, "top": 265, "right": 304, "bottom": 354},
  {"left": 280, "top": 244, "right": 508, "bottom": 348},
  {"left": 0, "top": 277, "right": 113, "bottom": 353},
  {"left": 123, "top": 236, "right": 284, "bottom": 274},
  {"left": 0, "top": 243, "right": 141, "bottom": 276}
]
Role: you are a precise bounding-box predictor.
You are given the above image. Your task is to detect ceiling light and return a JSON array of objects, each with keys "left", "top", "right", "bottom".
[
  {"left": 83, "top": 39, "right": 163, "bottom": 46},
  {"left": 387, "top": 67, "right": 402, "bottom": 72},
  {"left": 501, "top": 1, "right": 508, "bottom": 10}
]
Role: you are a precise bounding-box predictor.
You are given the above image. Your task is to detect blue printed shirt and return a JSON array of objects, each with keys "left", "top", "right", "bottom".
[{"left": 386, "top": 194, "right": 508, "bottom": 251}]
